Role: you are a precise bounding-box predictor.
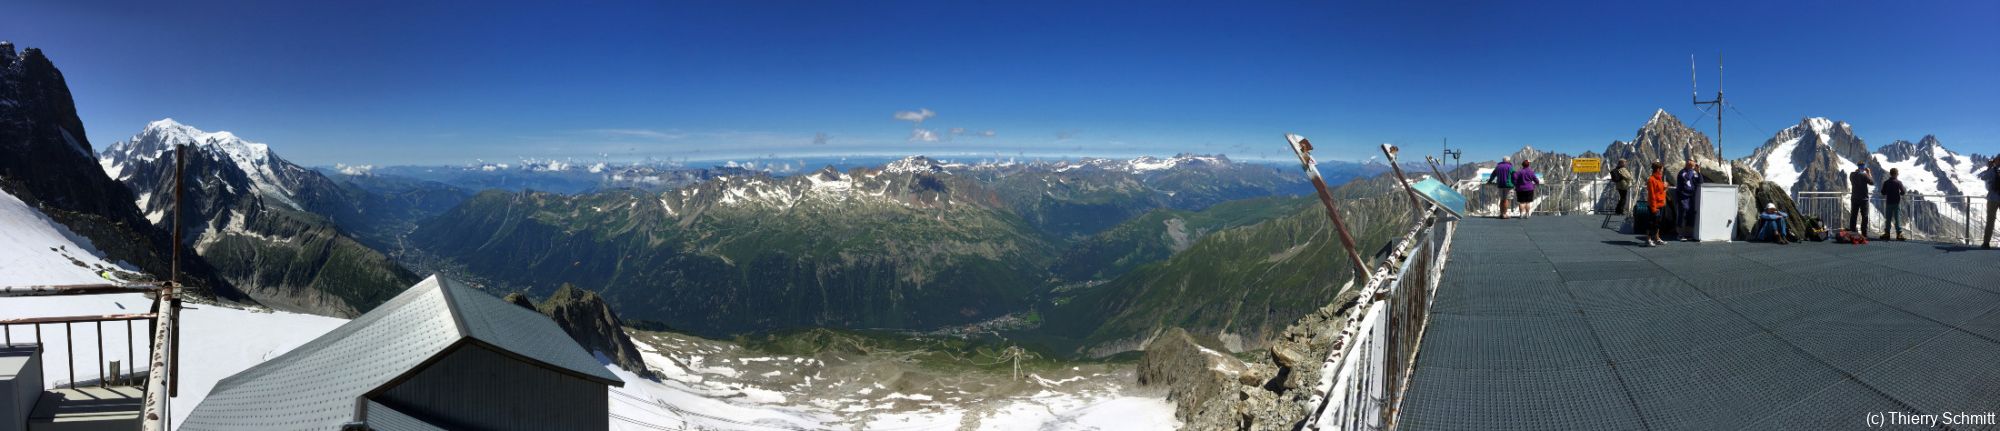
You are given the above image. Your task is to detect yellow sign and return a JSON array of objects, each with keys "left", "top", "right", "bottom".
[{"left": 1571, "top": 158, "right": 1602, "bottom": 174}]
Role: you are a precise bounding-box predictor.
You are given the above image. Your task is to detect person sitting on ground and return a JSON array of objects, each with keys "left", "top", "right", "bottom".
[
  {"left": 1644, "top": 162, "right": 1669, "bottom": 246},
  {"left": 1487, "top": 157, "right": 1516, "bottom": 219},
  {"left": 1882, "top": 168, "right": 1907, "bottom": 241},
  {"left": 1753, "top": 203, "right": 1791, "bottom": 244},
  {"left": 1514, "top": 160, "right": 1542, "bottom": 218}
]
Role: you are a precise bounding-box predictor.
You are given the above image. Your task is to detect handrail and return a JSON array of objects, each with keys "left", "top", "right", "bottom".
[
  {"left": 1304, "top": 205, "right": 1454, "bottom": 431},
  {"left": 0, "top": 313, "right": 156, "bottom": 326},
  {"left": 1298, "top": 142, "right": 1458, "bottom": 431},
  {"left": 141, "top": 288, "right": 177, "bottom": 431},
  {"left": 0, "top": 283, "right": 162, "bottom": 297}
]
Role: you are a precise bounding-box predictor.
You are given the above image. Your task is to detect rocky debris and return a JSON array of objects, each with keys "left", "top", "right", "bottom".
[
  {"left": 518, "top": 284, "right": 658, "bottom": 379},
  {"left": 1143, "top": 289, "right": 1360, "bottom": 430}
]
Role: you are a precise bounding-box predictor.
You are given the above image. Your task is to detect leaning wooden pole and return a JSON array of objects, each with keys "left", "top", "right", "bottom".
[
  {"left": 1286, "top": 134, "right": 1372, "bottom": 279},
  {"left": 169, "top": 143, "right": 184, "bottom": 398}
]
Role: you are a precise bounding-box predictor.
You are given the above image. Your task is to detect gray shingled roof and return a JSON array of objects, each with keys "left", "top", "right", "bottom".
[{"left": 182, "top": 275, "right": 623, "bottom": 431}]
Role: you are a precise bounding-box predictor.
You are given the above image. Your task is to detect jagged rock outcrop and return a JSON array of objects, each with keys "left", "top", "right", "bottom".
[
  {"left": 529, "top": 284, "right": 657, "bottom": 379},
  {"left": 1601, "top": 109, "right": 1720, "bottom": 171},
  {"left": 0, "top": 41, "right": 243, "bottom": 301},
  {"left": 1142, "top": 290, "right": 1359, "bottom": 430},
  {"left": 1138, "top": 328, "right": 1272, "bottom": 424}
]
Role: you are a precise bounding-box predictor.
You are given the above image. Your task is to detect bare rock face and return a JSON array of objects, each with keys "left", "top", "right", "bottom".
[
  {"left": 527, "top": 284, "right": 658, "bottom": 379},
  {"left": 1138, "top": 327, "right": 1250, "bottom": 422},
  {"left": 1145, "top": 290, "right": 1360, "bottom": 430},
  {"left": 1602, "top": 109, "right": 1719, "bottom": 174}
]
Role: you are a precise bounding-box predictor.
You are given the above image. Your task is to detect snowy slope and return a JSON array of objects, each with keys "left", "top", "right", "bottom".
[{"left": 0, "top": 188, "right": 140, "bottom": 285}]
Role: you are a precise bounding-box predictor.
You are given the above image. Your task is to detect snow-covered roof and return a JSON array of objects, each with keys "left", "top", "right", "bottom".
[{"left": 181, "top": 275, "right": 621, "bottom": 430}]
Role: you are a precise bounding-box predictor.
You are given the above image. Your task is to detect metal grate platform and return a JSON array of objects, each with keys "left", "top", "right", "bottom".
[{"left": 1400, "top": 215, "right": 2000, "bottom": 430}]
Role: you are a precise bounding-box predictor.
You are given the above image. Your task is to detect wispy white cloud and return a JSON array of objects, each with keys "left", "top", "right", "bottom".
[
  {"left": 909, "top": 128, "right": 940, "bottom": 142},
  {"left": 586, "top": 128, "right": 686, "bottom": 141},
  {"left": 813, "top": 132, "right": 831, "bottom": 145},
  {"left": 893, "top": 108, "right": 936, "bottom": 124}
]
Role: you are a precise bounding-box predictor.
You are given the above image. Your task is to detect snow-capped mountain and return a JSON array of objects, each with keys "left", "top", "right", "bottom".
[
  {"left": 99, "top": 118, "right": 325, "bottom": 219},
  {"left": 1741, "top": 117, "right": 1992, "bottom": 239},
  {"left": 97, "top": 119, "right": 417, "bottom": 317},
  {"left": 1744, "top": 117, "right": 1872, "bottom": 195},
  {"left": 1874, "top": 135, "right": 1988, "bottom": 200}
]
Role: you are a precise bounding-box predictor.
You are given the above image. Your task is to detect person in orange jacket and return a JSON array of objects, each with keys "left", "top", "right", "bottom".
[{"left": 1644, "top": 162, "right": 1669, "bottom": 246}]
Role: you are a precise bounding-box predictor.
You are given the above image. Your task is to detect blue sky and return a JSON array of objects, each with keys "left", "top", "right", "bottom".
[{"left": 6, "top": 0, "right": 1995, "bottom": 166}]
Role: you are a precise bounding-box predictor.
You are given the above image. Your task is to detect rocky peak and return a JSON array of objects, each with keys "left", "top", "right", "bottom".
[
  {"left": 1877, "top": 139, "right": 1920, "bottom": 162},
  {"left": 531, "top": 284, "right": 657, "bottom": 379},
  {"left": 1601, "top": 109, "right": 1718, "bottom": 174}
]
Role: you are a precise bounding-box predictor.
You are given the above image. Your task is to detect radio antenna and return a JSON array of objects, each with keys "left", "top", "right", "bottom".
[{"left": 1692, "top": 53, "right": 1727, "bottom": 182}]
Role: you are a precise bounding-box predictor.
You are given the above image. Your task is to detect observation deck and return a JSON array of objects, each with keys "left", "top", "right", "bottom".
[{"left": 1396, "top": 215, "right": 2000, "bottom": 430}]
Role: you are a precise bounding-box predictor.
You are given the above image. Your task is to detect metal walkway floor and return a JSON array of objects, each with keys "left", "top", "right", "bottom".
[{"left": 1399, "top": 215, "right": 2000, "bottom": 431}]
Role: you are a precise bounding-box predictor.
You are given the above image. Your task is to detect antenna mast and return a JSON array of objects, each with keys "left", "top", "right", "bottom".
[{"left": 1692, "top": 53, "right": 1727, "bottom": 181}]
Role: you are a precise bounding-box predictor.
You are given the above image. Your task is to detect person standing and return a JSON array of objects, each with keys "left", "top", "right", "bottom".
[
  {"left": 1675, "top": 160, "right": 1703, "bottom": 241},
  {"left": 1849, "top": 163, "right": 1873, "bottom": 234},
  {"left": 1487, "top": 157, "right": 1516, "bottom": 219},
  {"left": 1882, "top": 168, "right": 1906, "bottom": 241},
  {"left": 1645, "top": 162, "right": 1669, "bottom": 246},
  {"left": 1982, "top": 158, "right": 1999, "bottom": 249},
  {"left": 1610, "top": 160, "right": 1633, "bottom": 215},
  {"left": 1515, "top": 160, "right": 1542, "bottom": 218}
]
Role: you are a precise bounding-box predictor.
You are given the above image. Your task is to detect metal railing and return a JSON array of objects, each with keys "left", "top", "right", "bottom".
[
  {"left": 1792, "top": 191, "right": 1993, "bottom": 244},
  {"left": 1303, "top": 207, "right": 1453, "bottom": 431},
  {"left": 0, "top": 282, "right": 180, "bottom": 431},
  {"left": 1457, "top": 178, "right": 1626, "bottom": 216},
  {"left": 1287, "top": 140, "right": 1456, "bottom": 431}
]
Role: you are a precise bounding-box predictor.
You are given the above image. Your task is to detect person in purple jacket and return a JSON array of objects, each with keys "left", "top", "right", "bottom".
[
  {"left": 1514, "top": 160, "right": 1542, "bottom": 218},
  {"left": 1486, "top": 157, "right": 1516, "bottom": 219}
]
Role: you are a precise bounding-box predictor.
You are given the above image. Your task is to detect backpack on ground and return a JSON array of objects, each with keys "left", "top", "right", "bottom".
[
  {"left": 1804, "top": 216, "right": 1828, "bottom": 242},
  {"left": 1836, "top": 230, "right": 1869, "bottom": 245}
]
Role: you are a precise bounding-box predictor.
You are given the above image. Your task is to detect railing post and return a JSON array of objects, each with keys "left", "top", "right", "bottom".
[
  {"left": 66, "top": 321, "right": 74, "bottom": 389},
  {"left": 97, "top": 321, "right": 104, "bottom": 387}
]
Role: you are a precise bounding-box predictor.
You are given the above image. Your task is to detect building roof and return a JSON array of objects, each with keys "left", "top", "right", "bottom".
[{"left": 182, "top": 275, "right": 622, "bottom": 431}]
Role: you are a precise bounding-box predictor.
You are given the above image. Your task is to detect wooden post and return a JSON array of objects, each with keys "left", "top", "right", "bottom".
[{"left": 1287, "top": 134, "right": 1373, "bottom": 279}]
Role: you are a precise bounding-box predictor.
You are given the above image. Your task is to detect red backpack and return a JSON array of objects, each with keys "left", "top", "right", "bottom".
[{"left": 1837, "top": 230, "right": 1869, "bottom": 245}]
